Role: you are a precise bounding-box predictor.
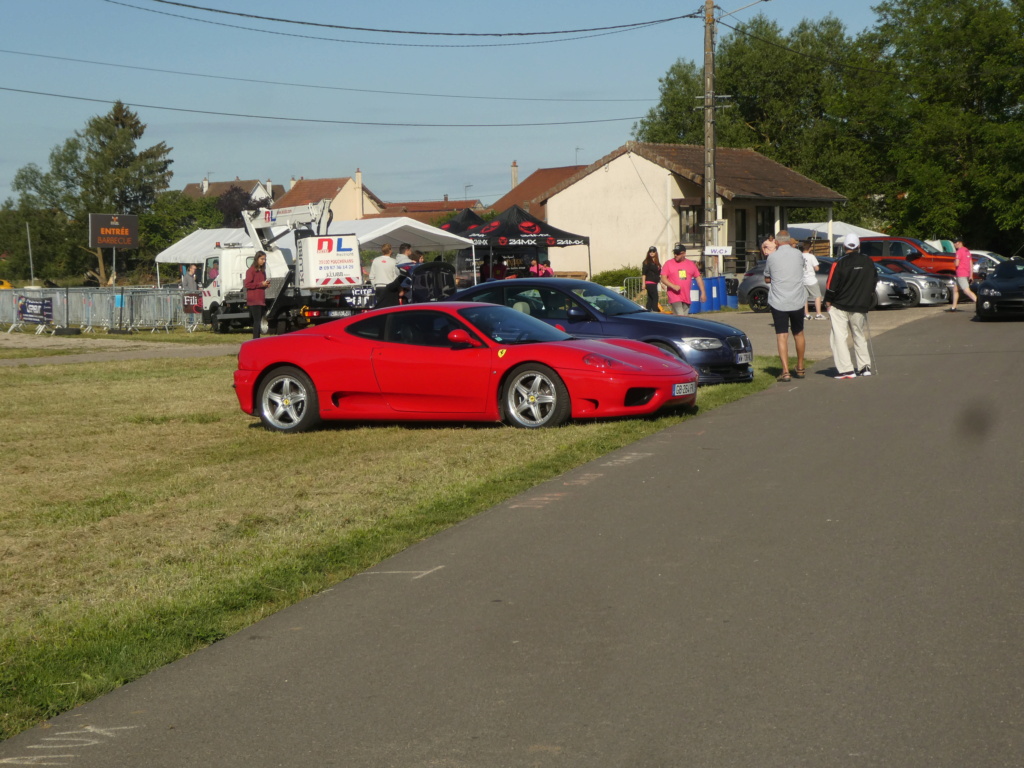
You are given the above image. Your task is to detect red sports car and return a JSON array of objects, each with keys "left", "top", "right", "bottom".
[{"left": 234, "top": 302, "right": 699, "bottom": 431}]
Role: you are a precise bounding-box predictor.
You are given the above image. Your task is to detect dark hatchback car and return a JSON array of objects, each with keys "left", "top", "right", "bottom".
[
  {"left": 448, "top": 278, "right": 754, "bottom": 385},
  {"left": 976, "top": 260, "right": 1024, "bottom": 320}
]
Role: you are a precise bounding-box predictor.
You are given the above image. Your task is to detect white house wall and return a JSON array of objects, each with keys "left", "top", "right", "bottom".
[{"left": 545, "top": 152, "right": 698, "bottom": 276}]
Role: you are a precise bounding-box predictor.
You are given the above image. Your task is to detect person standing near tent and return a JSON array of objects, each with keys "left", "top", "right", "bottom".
[
  {"left": 641, "top": 246, "right": 662, "bottom": 311},
  {"left": 181, "top": 264, "right": 199, "bottom": 293},
  {"left": 395, "top": 243, "right": 414, "bottom": 265},
  {"left": 369, "top": 244, "right": 400, "bottom": 304},
  {"left": 660, "top": 243, "right": 705, "bottom": 315},
  {"left": 244, "top": 251, "right": 270, "bottom": 340}
]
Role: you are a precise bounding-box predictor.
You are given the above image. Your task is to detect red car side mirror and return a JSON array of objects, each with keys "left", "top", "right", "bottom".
[{"left": 447, "top": 329, "right": 482, "bottom": 348}]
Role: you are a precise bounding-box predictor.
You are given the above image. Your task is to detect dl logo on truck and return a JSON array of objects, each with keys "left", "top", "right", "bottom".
[{"left": 316, "top": 237, "right": 355, "bottom": 254}]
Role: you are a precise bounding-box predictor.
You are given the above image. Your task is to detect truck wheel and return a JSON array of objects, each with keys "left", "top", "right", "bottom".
[
  {"left": 501, "top": 364, "right": 570, "bottom": 429},
  {"left": 257, "top": 366, "right": 320, "bottom": 432},
  {"left": 275, "top": 317, "right": 290, "bottom": 335}
]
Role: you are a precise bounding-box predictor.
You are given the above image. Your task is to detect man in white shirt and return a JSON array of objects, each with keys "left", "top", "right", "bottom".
[{"left": 368, "top": 243, "right": 400, "bottom": 303}]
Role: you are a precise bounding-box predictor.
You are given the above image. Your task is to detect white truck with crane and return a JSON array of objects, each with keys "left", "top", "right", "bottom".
[{"left": 201, "top": 200, "right": 374, "bottom": 334}]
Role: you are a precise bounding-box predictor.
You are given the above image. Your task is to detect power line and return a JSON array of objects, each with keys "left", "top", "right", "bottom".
[
  {"left": 0, "top": 86, "right": 643, "bottom": 128},
  {"left": 0, "top": 49, "right": 654, "bottom": 104},
  {"left": 104, "top": 0, "right": 686, "bottom": 49},
  {"left": 137, "top": 0, "right": 696, "bottom": 37}
]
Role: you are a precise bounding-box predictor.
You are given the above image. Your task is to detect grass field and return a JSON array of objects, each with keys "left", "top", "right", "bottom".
[{"left": 0, "top": 352, "right": 776, "bottom": 740}]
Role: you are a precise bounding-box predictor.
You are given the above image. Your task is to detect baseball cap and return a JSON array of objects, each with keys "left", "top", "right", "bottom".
[
  {"left": 672, "top": 242, "right": 685, "bottom": 254},
  {"left": 844, "top": 233, "right": 861, "bottom": 249}
]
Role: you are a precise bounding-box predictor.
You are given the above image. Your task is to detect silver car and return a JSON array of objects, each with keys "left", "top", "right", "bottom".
[
  {"left": 738, "top": 255, "right": 912, "bottom": 312},
  {"left": 874, "top": 258, "right": 952, "bottom": 305}
]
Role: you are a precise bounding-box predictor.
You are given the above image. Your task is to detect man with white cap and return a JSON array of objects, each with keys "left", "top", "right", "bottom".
[{"left": 824, "top": 233, "right": 879, "bottom": 378}]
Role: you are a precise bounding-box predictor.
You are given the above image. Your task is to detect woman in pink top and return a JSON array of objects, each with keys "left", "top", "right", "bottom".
[{"left": 948, "top": 236, "right": 977, "bottom": 312}]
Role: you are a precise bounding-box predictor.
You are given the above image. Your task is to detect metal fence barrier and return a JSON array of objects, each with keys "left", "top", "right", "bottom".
[{"left": 1, "top": 287, "right": 200, "bottom": 334}]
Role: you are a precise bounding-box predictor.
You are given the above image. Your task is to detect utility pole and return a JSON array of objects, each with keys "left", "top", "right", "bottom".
[{"left": 702, "top": 0, "right": 719, "bottom": 275}]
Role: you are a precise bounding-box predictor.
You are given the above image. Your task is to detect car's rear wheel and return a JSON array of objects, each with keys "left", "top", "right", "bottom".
[
  {"left": 905, "top": 283, "right": 921, "bottom": 307},
  {"left": 257, "top": 366, "right": 320, "bottom": 432},
  {"left": 748, "top": 287, "right": 769, "bottom": 313},
  {"left": 502, "top": 364, "right": 570, "bottom": 429}
]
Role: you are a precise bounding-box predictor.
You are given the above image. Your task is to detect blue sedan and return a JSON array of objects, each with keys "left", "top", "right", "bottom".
[{"left": 449, "top": 278, "right": 753, "bottom": 385}]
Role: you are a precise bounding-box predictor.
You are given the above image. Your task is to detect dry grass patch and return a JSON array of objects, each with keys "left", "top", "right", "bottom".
[{"left": 0, "top": 354, "right": 776, "bottom": 739}]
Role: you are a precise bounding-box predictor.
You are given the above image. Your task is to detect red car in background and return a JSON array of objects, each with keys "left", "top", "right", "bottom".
[
  {"left": 859, "top": 236, "right": 957, "bottom": 274},
  {"left": 234, "top": 303, "right": 699, "bottom": 432}
]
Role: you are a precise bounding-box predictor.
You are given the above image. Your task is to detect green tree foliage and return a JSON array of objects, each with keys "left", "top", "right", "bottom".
[
  {"left": 140, "top": 191, "right": 221, "bottom": 256},
  {"left": 216, "top": 186, "right": 271, "bottom": 228},
  {"left": 10, "top": 101, "right": 173, "bottom": 280},
  {"left": 634, "top": 1, "right": 1024, "bottom": 252}
]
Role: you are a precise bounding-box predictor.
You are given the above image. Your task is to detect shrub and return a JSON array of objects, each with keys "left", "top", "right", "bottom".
[{"left": 591, "top": 266, "right": 641, "bottom": 286}]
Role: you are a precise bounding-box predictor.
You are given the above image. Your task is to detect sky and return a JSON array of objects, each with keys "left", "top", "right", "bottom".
[{"left": 2, "top": 0, "right": 880, "bottom": 210}]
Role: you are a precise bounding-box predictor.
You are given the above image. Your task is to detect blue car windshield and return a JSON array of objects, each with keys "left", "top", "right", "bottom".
[
  {"left": 459, "top": 305, "right": 572, "bottom": 344},
  {"left": 569, "top": 284, "right": 647, "bottom": 317}
]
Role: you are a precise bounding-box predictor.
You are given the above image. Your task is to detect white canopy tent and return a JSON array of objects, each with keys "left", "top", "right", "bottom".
[
  {"left": 154, "top": 228, "right": 245, "bottom": 287},
  {"left": 325, "top": 216, "right": 474, "bottom": 252},
  {"left": 788, "top": 221, "right": 887, "bottom": 243}
]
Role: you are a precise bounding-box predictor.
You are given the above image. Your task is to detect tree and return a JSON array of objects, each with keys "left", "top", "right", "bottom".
[
  {"left": 216, "top": 186, "right": 270, "bottom": 228},
  {"left": 10, "top": 101, "right": 173, "bottom": 281},
  {"left": 140, "top": 191, "right": 221, "bottom": 256},
  {"left": 632, "top": 2, "right": 1024, "bottom": 252}
]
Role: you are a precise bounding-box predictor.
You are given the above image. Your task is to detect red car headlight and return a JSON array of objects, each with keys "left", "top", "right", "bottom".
[{"left": 582, "top": 353, "right": 641, "bottom": 371}]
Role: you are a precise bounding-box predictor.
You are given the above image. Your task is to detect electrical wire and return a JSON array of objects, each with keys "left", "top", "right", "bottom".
[
  {"left": 104, "top": 0, "right": 687, "bottom": 49},
  {"left": 136, "top": 0, "right": 698, "bottom": 37},
  {"left": 0, "top": 86, "right": 643, "bottom": 128},
  {"left": 0, "top": 49, "right": 654, "bottom": 104}
]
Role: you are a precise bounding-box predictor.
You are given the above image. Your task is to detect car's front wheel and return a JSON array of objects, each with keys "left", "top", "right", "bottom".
[
  {"left": 748, "top": 287, "right": 769, "bottom": 313},
  {"left": 905, "top": 284, "right": 921, "bottom": 307},
  {"left": 502, "top": 364, "right": 570, "bottom": 428},
  {"left": 257, "top": 366, "right": 321, "bottom": 432}
]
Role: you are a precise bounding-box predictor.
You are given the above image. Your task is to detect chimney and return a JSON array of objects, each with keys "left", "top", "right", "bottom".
[
  {"left": 444, "top": 193, "right": 448, "bottom": 202},
  {"left": 201, "top": 177, "right": 209, "bottom": 195},
  {"left": 511, "top": 160, "right": 519, "bottom": 189},
  {"left": 290, "top": 176, "right": 297, "bottom": 190},
  {"left": 355, "top": 169, "right": 363, "bottom": 218}
]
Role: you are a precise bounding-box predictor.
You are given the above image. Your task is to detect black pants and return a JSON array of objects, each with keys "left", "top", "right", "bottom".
[
  {"left": 250, "top": 305, "right": 264, "bottom": 339},
  {"left": 645, "top": 282, "right": 660, "bottom": 312}
]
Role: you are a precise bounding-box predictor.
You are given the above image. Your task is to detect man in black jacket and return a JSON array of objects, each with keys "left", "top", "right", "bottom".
[{"left": 824, "top": 234, "right": 879, "bottom": 378}]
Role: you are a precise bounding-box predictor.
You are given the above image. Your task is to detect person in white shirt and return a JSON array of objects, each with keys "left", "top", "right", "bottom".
[
  {"left": 801, "top": 240, "right": 824, "bottom": 319},
  {"left": 395, "top": 243, "right": 414, "bottom": 265},
  {"left": 368, "top": 244, "right": 400, "bottom": 303}
]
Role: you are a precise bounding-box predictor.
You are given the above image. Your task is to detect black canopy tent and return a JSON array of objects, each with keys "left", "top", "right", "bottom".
[
  {"left": 464, "top": 205, "right": 591, "bottom": 280},
  {"left": 439, "top": 208, "right": 486, "bottom": 236}
]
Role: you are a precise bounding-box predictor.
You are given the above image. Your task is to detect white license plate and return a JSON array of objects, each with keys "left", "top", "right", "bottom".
[
  {"left": 327, "top": 309, "right": 353, "bottom": 317},
  {"left": 673, "top": 382, "right": 696, "bottom": 396},
  {"left": 737, "top": 352, "right": 752, "bottom": 364}
]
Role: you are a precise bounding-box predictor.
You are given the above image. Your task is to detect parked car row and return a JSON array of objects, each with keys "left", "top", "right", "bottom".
[{"left": 737, "top": 256, "right": 923, "bottom": 312}]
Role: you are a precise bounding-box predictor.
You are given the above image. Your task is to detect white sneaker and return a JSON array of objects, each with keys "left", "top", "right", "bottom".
[
  {"left": 815, "top": 314, "right": 825, "bottom": 319},
  {"left": 834, "top": 371, "right": 857, "bottom": 379},
  {"left": 858, "top": 367, "right": 872, "bottom": 377}
]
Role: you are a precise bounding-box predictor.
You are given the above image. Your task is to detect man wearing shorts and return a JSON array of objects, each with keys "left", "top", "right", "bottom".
[
  {"left": 660, "top": 243, "right": 706, "bottom": 315},
  {"left": 801, "top": 240, "right": 824, "bottom": 319},
  {"left": 948, "top": 237, "right": 977, "bottom": 311},
  {"left": 763, "top": 230, "right": 807, "bottom": 382}
]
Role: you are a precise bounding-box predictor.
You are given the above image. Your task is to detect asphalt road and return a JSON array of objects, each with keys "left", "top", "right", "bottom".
[{"left": 2, "top": 309, "right": 1022, "bottom": 767}]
